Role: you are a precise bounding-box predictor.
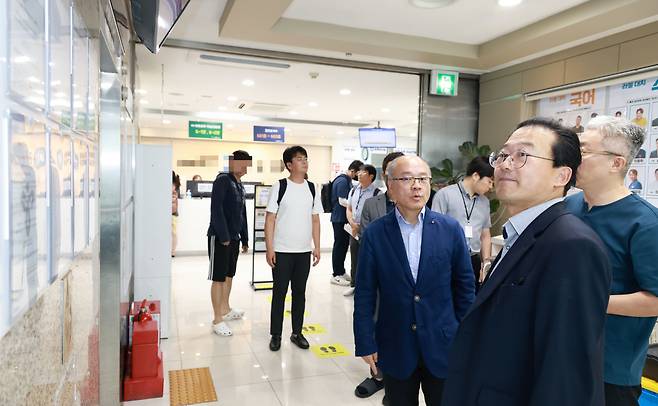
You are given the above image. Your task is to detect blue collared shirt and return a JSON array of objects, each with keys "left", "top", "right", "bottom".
[
  {"left": 491, "top": 197, "right": 563, "bottom": 275},
  {"left": 395, "top": 206, "right": 425, "bottom": 283},
  {"left": 349, "top": 183, "right": 379, "bottom": 224}
]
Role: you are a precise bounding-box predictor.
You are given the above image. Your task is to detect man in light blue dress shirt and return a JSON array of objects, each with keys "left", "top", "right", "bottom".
[{"left": 354, "top": 155, "right": 475, "bottom": 406}]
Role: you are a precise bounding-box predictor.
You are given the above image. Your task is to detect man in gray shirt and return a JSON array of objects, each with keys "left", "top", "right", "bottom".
[{"left": 431, "top": 156, "right": 493, "bottom": 290}]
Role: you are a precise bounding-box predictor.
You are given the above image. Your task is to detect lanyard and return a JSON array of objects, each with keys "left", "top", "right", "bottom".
[
  {"left": 457, "top": 183, "right": 477, "bottom": 222},
  {"left": 355, "top": 188, "right": 366, "bottom": 212}
]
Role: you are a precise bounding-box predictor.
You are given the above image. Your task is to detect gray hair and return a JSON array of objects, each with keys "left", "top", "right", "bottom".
[
  {"left": 386, "top": 155, "right": 430, "bottom": 178},
  {"left": 585, "top": 115, "right": 645, "bottom": 172}
]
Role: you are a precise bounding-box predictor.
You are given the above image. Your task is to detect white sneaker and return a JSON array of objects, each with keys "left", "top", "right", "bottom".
[
  {"left": 330, "top": 275, "right": 350, "bottom": 286},
  {"left": 212, "top": 321, "right": 232, "bottom": 336},
  {"left": 343, "top": 287, "right": 355, "bottom": 297}
]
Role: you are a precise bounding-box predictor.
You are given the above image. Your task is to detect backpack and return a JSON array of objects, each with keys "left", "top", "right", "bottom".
[
  {"left": 320, "top": 174, "right": 349, "bottom": 213},
  {"left": 277, "top": 178, "right": 316, "bottom": 207}
]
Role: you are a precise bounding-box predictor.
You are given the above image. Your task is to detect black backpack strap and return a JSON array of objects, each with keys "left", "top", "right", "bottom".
[
  {"left": 277, "top": 178, "right": 287, "bottom": 206},
  {"left": 308, "top": 181, "right": 315, "bottom": 200},
  {"left": 373, "top": 188, "right": 381, "bottom": 196}
]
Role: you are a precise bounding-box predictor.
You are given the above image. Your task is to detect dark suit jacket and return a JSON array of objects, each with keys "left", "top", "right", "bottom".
[
  {"left": 359, "top": 193, "right": 388, "bottom": 237},
  {"left": 442, "top": 202, "right": 611, "bottom": 406},
  {"left": 354, "top": 209, "right": 475, "bottom": 380}
]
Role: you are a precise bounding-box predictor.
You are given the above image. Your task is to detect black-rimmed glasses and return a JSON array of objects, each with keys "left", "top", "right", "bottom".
[{"left": 489, "top": 150, "right": 554, "bottom": 169}]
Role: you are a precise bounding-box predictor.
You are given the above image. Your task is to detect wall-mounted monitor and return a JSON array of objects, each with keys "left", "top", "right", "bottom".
[
  {"left": 186, "top": 180, "right": 213, "bottom": 198},
  {"left": 132, "top": 0, "right": 191, "bottom": 53},
  {"left": 359, "top": 128, "right": 397, "bottom": 148}
]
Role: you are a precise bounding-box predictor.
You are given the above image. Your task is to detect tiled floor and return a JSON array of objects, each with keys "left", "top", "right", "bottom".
[{"left": 124, "top": 253, "right": 426, "bottom": 406}]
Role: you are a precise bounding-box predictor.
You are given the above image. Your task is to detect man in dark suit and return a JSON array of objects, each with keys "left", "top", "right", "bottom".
[
  {"left": 354, "top": 155, "right": 475, "bottom": 406},
  {"left": 442, "top": 118, "right": 611, "bottom": 406}
]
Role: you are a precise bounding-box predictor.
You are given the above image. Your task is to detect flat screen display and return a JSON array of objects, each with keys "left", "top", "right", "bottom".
[
  {"left": 359, "top": 128, "right": 397, "bottom": 148},
  {"left": 132, "top": 0, "right": 191, "bottom": 53}
]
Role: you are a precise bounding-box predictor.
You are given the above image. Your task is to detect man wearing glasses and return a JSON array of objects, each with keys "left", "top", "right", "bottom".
[
  {"left": 442, "top": 118, "right": 611, "bottom": 406},
  {"left": 354, "top": 155, "right": 475, "bottom": 405},
  {"left": 566, "top": 116, "right": 658, "bottom": 406}
]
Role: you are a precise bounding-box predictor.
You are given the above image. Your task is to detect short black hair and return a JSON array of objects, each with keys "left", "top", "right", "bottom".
[
  {"left": 282, "top": 146, "right": 307, "bottom": 171},
  {"left": 466, "top": 156, "right": 493, "bottom": 178},
  {"left": 348, "top": 160, "right": 363, "bottom": 172},
  {"left": 515, "top": 117, "right": 581, "bottom": 196},
  {"left": 231, "top": 150, "right": 252, "bottom": 161},
  {"left": 382, "top": 152, "right": 404, "bottom": 175},
  {"left": 360, "top": 164, "right": 377, "bottom": 181}
]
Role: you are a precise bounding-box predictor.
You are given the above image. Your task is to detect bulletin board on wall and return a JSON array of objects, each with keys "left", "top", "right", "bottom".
[{"left": 533, "top": 74, "right": 658, "bottom": 208}]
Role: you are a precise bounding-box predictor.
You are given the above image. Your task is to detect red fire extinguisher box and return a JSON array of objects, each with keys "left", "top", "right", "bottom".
[{"left": 123, "top": 300, "right": 164, "bottom": 401}]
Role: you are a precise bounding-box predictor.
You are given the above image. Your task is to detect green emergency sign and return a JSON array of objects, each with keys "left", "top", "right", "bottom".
[{"left": 430, "top": 70, "right": 459, "bottom": 96}]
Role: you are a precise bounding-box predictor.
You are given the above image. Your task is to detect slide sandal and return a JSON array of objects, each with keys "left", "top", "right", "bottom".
[
  {"left": 354, "top": 377, "right": 384, "bottom": 398},
  {"left": 222, "top": 309, "right": 244, "bottom": 321}
]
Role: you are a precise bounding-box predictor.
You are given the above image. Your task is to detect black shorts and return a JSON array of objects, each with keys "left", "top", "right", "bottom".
[{"left": 207, "top": 236, "right": 240, "bottom": 282}]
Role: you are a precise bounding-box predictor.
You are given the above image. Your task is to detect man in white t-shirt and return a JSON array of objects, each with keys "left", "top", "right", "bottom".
[{"left": 265, "top": 146, "right": 323, "bottom": 352}]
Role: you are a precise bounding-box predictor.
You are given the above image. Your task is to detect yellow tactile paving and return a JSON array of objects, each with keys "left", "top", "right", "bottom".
[{"left": 169, "top": 367, "right": 217, "bottom": 406}]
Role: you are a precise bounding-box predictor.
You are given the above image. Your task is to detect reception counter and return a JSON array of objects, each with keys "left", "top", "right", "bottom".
[{"left": 175, "top": 198, "right": 335, "bottom": 255}]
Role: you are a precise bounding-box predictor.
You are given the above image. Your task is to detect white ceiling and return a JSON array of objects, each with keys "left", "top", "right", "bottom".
[
  {"left": 136, "top": 46, "right": 421, "bottom": 140},
  {"left": 282, "top": 0, "right": 591, "bottom": 45}
]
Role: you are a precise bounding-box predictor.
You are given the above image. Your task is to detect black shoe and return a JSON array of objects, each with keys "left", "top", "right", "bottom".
[
  {"left": 269, "top": 335, "right": 281, "bottom": 351},
  {"left": 290, "top": 333, "right": 310, "bottom": 349}
]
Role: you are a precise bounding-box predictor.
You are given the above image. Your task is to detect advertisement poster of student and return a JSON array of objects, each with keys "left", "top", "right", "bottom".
[
  {"left": 631, "top": 104, "right": 650, "bottom": 129},
  {"left": 608, "top": 107, "right": 627, "bottom": 119},
  {"left": 647, "top": 165, "right": 658, "bottom": 197},
  {"left": 626, "top": 166, "right": 646, "bottom": 196},
  {"left": 649, "top": 135, "right": 658, "bottom": 163},
  {"left": 651, "top": 102, "right": 658, "bottom": 130}
]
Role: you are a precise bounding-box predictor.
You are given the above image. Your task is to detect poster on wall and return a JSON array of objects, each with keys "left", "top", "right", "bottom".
[
  {"left": 537, "top": 75, "right": 658, "bottom": 208},
  {"left": 9, "top": 114, "right": 49, "bottom": 321}
]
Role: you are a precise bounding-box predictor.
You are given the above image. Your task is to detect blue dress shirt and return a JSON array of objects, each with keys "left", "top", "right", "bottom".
[{"left": 395, "top": 206, "right": 425, "bottom": 283}]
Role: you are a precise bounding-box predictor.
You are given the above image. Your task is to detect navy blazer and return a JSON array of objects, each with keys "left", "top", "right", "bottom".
[
  {"left": 353, "top": 209, "right": 475, "bottom": 380},
  {"left": 442, "top": 202, "right": 611, "bottom": 406}
]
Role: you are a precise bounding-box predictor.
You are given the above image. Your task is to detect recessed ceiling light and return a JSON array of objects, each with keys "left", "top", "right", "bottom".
[
  {"left": 339, "top": 89, "right": 351, "bottom": 96},
  {"left": 135, "top": 89, "right": 147, "bottom": 95},
  {"left": 13, "top": 55, "right": 30, "bottom": 64},
  {"left": 336, "top": 131, "right": 344, "bottom": 135},
  {"left": 409, "top": 0, "right": 456, "bottom": 8},
  {"left": 381, "top": 108, "right": 390, "bottom": 113},
  {"left": 140, "top": 99, "right": 149, "bottom": 105},
  {"left": 242, "top": 79, "right": 255, "bottom": 87},
  {"left": 289, "top": 110, "right": 299, "bottom": 115},
  {"left": 498, "top": 0, "right": 522, "bottom": 6},
  {"left": 308, "top": 102, "right": 318, "bottom": 107},
  {"left": 354, "top": 115, "right": 362, "bottom": 120},
  {"left": 227, "top": 96, "right": 237, "bottom": 101},
  {"left": 162, "top": 119, "right": 171, "bottom": 124}
]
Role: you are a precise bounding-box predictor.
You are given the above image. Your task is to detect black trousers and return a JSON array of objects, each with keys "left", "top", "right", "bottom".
[
  {"left": 383, "top": 362, "right": 444, "bottom": 406},
  {"left": 349, "top": 236, "right": 360, "bottom": 288},
  {"left": 332, "top": 222, "right": 350, "bottom": 277},
  {"left": 470, "top": 253, "right": 481, "bottom": 293},
  {"left": 605, "top": 383, "right": 642, "bottom": 406},
  {"left": 270, "top": 252, "right": 311, "bottom": 336}
]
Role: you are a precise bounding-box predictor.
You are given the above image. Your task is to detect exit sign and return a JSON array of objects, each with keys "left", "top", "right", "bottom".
[
  {"left": 430, "top": 70, "right": 459, "bottom": 96},
  {"left": 189, "top": 121, "right": 223, "bottom": 139}
]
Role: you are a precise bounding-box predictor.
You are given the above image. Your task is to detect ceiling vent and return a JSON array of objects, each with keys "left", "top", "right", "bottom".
[
  {"left": 238, "top": 101, "right": 290, "bottom": 114},
  {"left": 194, "top": 52, "right": 291, "bottom": 72}
]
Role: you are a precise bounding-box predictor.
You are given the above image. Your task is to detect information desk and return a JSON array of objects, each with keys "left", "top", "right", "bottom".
[{"left": 175, "top": 198, "right": 334, "bottom": 254}]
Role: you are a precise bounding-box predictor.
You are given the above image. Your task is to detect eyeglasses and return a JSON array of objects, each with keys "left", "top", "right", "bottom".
[
  {"left": 489, "top": 150, "right": 554, "bottom": 169},
  {"left": 390, "top": 176, "right": 431, "bottom": 186},
  {"left": 293, "top": 157, "right": 308, "bottom": 162},
  {"left": 580, "top": 149, "right": 622, "bottom": 157}
]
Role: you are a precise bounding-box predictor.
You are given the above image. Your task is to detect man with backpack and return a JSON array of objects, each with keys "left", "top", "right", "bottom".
[
  {"left": 328, "top": 160, "right": 363, "bottom": 286},
  {"left": 265, "top": 146, "right": 323, "bottom": 352},
  {"left": 344, "top": 164, "right": 379, "bottom": 297}
]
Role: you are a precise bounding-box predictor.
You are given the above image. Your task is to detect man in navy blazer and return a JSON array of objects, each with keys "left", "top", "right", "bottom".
[
  {"left": 354, "top": 155, "right": 475, "bottom": 406},
  {"left": 442, "top": 118, "right": 611, "bottom": 406}
]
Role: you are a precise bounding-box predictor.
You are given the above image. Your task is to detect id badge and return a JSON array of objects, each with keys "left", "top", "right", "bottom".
[{"left": 464, "top": 224, "right": 474, "bottom": 239}]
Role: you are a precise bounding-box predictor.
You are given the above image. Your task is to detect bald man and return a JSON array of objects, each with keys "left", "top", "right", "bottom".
[{"left": 353, "top": 156, "right": 475, "bottom": 406}]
